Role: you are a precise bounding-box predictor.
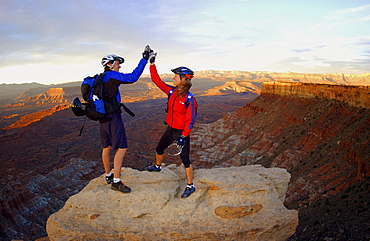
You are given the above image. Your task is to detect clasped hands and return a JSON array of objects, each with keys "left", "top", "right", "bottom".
[{"left": 142, "top": 45, "right": 157, "bottom": 64}]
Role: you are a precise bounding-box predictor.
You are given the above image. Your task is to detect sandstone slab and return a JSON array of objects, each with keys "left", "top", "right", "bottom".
[{"left": 46, "top": 165, "right": 298, "bottom": 240}]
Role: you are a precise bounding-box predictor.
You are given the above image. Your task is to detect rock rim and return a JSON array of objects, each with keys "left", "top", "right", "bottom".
[{"left": 47, "top": 164, "right": 298, "bottom": 241}]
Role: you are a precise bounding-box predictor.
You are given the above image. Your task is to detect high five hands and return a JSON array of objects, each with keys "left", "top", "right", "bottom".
[{"left": 142, "top": 45, "right": 157, "bottom": 64}]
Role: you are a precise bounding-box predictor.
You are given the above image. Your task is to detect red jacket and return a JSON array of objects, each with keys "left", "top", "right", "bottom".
[{"left": 150, "top": 64, "right": 197, "bottom": 137}]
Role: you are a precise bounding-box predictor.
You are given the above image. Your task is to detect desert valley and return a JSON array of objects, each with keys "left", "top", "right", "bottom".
[{"left": 0, "top": 70, "right": 369, "bottom": 240}]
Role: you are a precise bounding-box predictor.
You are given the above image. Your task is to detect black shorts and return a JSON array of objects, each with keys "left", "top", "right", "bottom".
[
  {"left": 100, "top": 112, "right": 127, "bottom": 150},
  {"left": 156, "top": 126, "right": 191, "bottom": 168}
]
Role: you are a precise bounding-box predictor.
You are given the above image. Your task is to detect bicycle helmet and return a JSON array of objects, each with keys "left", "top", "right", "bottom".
[
  {"left": 171, "top": 66, "right": 194, "bottom": 80},
  {"left": 71, "top": 97, "right": 86, "bottom": 117},
  {"left": 101, "top": 54, "right": 125, "bottom": 67}
]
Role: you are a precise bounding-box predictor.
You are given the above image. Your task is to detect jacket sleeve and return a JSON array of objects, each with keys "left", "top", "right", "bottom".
[
  {"left": 182, "top": 96, "right": 197, "bottom": 137},
  {"left": 108, "top": 58, "right": 147, "bottom": 84},
  {"left": 150, "top": 64, "right": 173, "bottom": 94}
]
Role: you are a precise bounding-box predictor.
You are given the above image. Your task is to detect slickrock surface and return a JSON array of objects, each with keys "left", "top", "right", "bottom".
[{"left": 47, "top": 165, "right": 298, "bottom": 241}]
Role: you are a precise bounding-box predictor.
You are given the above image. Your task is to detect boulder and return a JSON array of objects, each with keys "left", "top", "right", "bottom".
[{"left": 46, "top": 165, "right": 298, "bottom": 240}]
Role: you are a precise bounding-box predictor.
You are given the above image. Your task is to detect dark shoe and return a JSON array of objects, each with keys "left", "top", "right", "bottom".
[
  {"left": 181, "top": 186, "right": 195, "bottom": 198},
  {"left": 105, "top": 174, "right": 113, "bottom": 184},
  {"left": 111, "top": 181, "right": 131, "bottom": 193},
  {"left": 146, "top": 164, "right": 161, "bottom": 172}
]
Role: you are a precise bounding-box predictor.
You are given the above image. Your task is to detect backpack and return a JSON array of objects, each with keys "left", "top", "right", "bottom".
[{"left": 81, "top": 73, "right": 107, "bottom": 121}]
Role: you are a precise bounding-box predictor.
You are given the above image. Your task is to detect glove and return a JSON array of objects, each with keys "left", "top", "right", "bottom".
[
  {"left": 149, "top": 52, "right": 157, "bottom": 64},
  {"left": 142, "top": 45, "right": 152, "bottom": 60},
  {"left": 176, "top": 135, "right": 186, "bottom": 147}
]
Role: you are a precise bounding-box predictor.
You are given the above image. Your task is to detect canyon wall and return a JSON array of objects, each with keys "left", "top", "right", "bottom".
[
  {"left": 190, "top": 71, "right": 370, "bottom": 86},
  {"left": 191, "top": 82, "right": 370, "bottom": 208},
  {"left": 1, "top": 79, "right": 369, "bottom": 240},
  {"left": 262, "top": 82, "right": 370, "bottom": 108}
]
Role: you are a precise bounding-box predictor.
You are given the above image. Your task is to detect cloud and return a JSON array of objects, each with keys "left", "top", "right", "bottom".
[
  {"left": 325, "top": 4, "right": 370, "bottom": 20},
  {"left": 0, "top": 1, "right": 158, "bottom": 67},
  {"left": 315, "top": 3, "right": 370, "bottom": 30},
  {"left": 1, "top": 0, "right": 370, "bottom": 84},
  {"left": 292, "top": 49, "right": 313, "bottom": 53}
]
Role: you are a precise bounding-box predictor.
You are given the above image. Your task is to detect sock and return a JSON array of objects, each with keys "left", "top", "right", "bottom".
[
  {"left": 106, "top": 173, "right": 113, "bottom": 177},
  {"left": 155, "top": 164, "right": 161, "bottom": 168},
  {"left": 113, "top": 178, "right": 121, "bottom": 183},
  {"left": 187, "top": 183, "right": 194, "bottom": 188}
]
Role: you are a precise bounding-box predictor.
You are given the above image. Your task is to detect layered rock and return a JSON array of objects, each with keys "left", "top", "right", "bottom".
[
  {"left": 0, "top": 158, "right": 102, "bottom": 240},
  {"left": 2, "top": 105, "right": 69, "bottom": 130},
  {"left": 22, "top": 88, "right": 69, "bottom": 104},
  {"left": 191, "top": 83, "right": 370, "bottom": 207},
  {"left": 0, "top": 94, "right": 249, "bottom": 240},
  {"left": 202, "top": 81, "right": 261, "bottom": 96},
  {"left": 177, "top": 71, "right": 370, "bottom": 86},
  {"left": 2, "top": 78, "right": 370, "bottom": 240},
  {"left": 262, "top": 82, "right": 370, "bottom": 108},
  {"left": 46, "top": 165, "right": 298, "bottom": 241}
]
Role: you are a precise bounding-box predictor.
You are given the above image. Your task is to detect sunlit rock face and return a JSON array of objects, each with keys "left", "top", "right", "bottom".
[
  {"left": 46, "top": 165, "right": 298, "bottom": 241},
  {"left": 262, "top": 82, "right": 370, "bottom": 108}
]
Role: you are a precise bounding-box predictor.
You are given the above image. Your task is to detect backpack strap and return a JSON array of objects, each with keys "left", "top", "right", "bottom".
[
  {"left": 165, "top": 88, "right": 175, "bottom": 113},
  {"left": 92, "top": 73, "right": 106, "bottom": 101},
  {"left": 185, "top": 92, "right": 193, "bottom": 108},
  {"left": 168, "top": 89, "right": 174, "bottom": 98},
  {"left": 166, "top": 88, "right": 194, "bottom": 112}
]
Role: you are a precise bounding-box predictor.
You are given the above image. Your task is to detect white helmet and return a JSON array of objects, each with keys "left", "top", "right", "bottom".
[{"left": 101, "top": 54, "right": 124, "bottom": 67}]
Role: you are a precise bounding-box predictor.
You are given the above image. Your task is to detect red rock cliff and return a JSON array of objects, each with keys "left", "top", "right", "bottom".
[
  {"left": 262, "top": 82, "right": 370, "bottom": 108},
  {"left": 191, "top": 82, "right": 370, "bottom": 208}
]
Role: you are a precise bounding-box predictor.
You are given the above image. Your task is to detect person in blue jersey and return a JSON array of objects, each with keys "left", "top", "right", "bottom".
[{"left": 100, "top": 45, "right": 153, "bottom": 193}]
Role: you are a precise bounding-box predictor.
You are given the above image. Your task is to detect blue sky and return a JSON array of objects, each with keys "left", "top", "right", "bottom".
[{"left": 1, "top": 0, "right": 369, "bottom": 84}]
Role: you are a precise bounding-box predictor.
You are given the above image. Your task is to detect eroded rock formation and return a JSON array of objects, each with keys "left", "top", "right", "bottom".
[
  {"left": 262, "top": 82, "right": 370, "bottom": 108},
  {"left": 191, "top": 82, "right": 370, "bottom": 208},
  {"left": 46, "top": 165, "right": 298, "bottom": 241}
]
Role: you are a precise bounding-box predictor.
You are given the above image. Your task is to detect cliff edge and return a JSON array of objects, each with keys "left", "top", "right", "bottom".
[
  {"left": 262, "top": 82, "right": 370, "bottom": 108},
  {"left": 46, "top": 165, "right": 298, "bottom": 241}
]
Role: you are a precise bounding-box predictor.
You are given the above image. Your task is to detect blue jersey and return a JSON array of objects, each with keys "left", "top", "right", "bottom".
[{"left": 102, "top": 58, "right": 147, "bottom": 105}]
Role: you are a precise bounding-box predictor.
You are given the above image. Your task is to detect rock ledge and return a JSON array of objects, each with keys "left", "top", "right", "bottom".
[{"left": 47, "top": 165, "right": 298, "bottom": 241}]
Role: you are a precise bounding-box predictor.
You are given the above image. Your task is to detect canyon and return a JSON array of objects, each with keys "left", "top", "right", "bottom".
[{"left": 0, "top": 71, "right": 369, "bottom": 240}]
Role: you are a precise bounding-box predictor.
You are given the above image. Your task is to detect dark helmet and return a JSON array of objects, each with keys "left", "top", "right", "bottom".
[
  {"left": 171, "top": 66, "right": 194, "bottom": 80},
  {"left": 101, "top": 54, "right": 125, "bottom": 67},
  {"left": 71, "top": 97, "right": 86, "bottom": 117}
]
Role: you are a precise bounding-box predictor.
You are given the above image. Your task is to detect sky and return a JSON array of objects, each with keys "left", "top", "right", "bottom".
[{"left": 0, "top": 0, "right": 369, "bottom": 85}]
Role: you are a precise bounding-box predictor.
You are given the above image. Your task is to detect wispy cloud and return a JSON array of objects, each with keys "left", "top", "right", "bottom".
[
  {"left": 0, "top": 0, "right": 369, "bottom": 84},
  {"left": 325, "top": 4, "right": 370, "bottom": 20}
]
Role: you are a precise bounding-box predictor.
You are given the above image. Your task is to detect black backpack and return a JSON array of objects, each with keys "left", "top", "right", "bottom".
[
  {"left": 80, "top": 73, "right": 107, "bottom": 121},
  {"left": 71, "top": 72, "right": 136, "bottom": 136},
  {"left": 72, "top": 72, "right": 136, "bottom": 119}
]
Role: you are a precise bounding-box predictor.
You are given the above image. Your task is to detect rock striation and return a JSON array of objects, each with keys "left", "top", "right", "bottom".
[
  {"left": 2, "top": 104, "right": 69, "bottom": 130},
  {"left": 46, "top": 165, "right": 298, "bottom": 241},
  {"left": 262, "top": 82, "right": 370, "bottom": 108},
  {"left": 2, "top": 78, "right": 369, "bottom": 240},
  {"left": 191, "top": 82, "right": 370, "bottom": 208},
  {"left": 179, "top": 71, "right": 370, "bottom": 86}
]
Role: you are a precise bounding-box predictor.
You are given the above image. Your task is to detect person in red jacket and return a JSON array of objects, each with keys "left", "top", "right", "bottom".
[{"left": 146, "top": 52, "right": 198, "bottom": 198}]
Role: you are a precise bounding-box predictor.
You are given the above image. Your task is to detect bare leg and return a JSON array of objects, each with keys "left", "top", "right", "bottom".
[
  {"left": 113, "top": 148, "right": 128, "bottom": 178},
  {"left": 185, "top": 164, "right": 193, "bottom": 184},
  {"left": 102, "top": 146, "right": 112, "bottom": 174},
  {"left": 155, "top": 153, "right": 164, "bottom": 166},
  {"left": 181, "top": 164, "right": 195, "bottom": 198}
]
